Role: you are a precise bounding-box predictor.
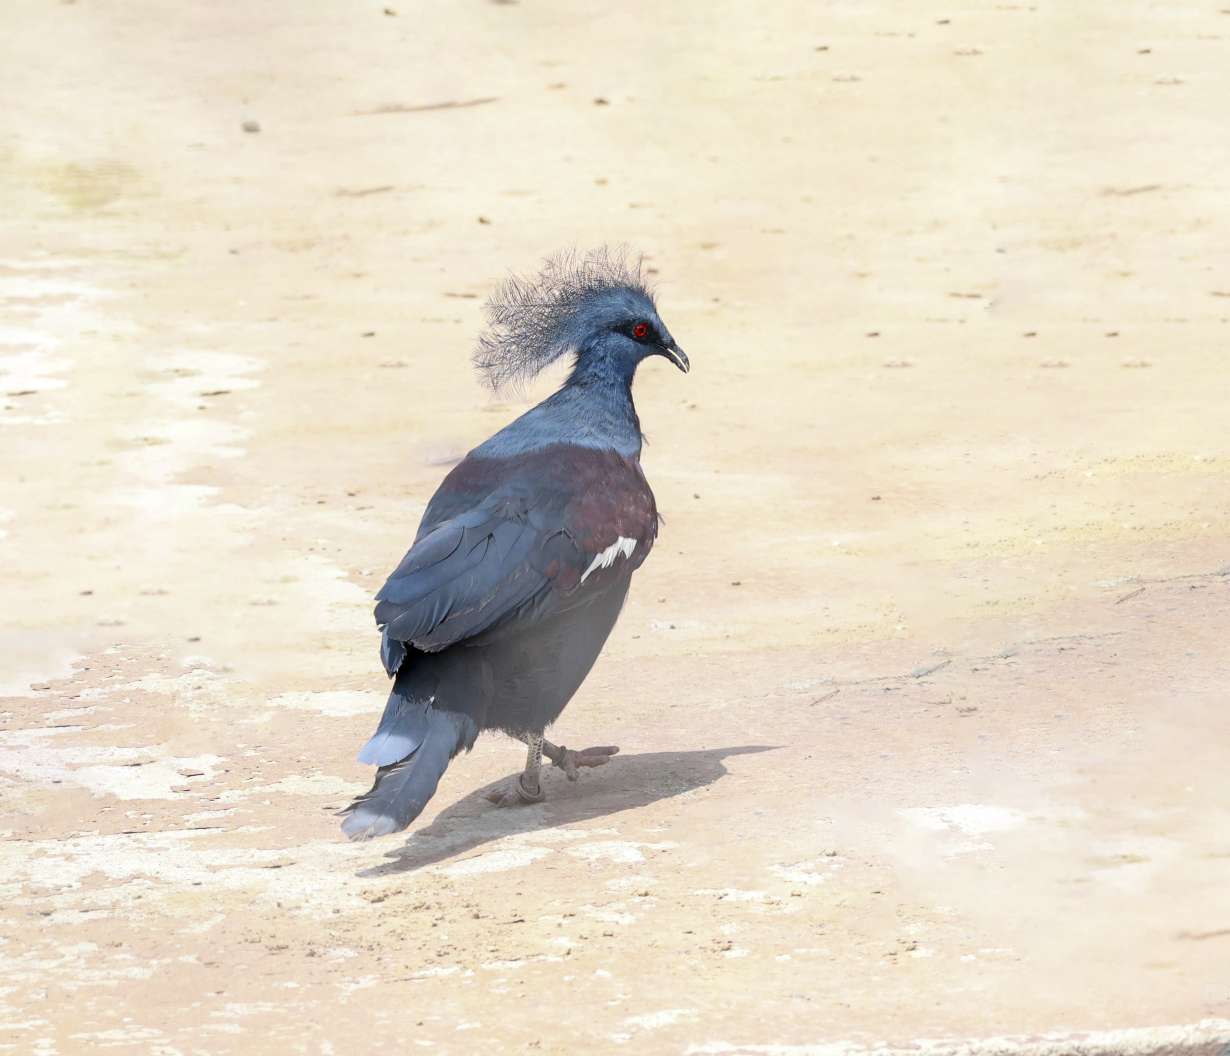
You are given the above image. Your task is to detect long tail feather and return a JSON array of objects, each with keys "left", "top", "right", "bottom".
[
  {"left": 341, "top": 707, "right": 475, "bottom": 841},
  {"left": 357, "top": 677, "right": 431, "bottom": 767}
]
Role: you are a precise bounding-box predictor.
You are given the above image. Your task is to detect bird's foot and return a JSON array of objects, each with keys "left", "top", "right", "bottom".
[
  {"left": 483, "top": 773, "right": 546, "bottom": 807},
  {"left": 544, "top": 743, "right": 620, "bottom": 782}
]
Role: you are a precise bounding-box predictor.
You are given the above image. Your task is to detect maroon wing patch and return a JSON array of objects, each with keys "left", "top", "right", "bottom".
[{"left": 554, "top": 449, "right": 658, "bottom": 594}]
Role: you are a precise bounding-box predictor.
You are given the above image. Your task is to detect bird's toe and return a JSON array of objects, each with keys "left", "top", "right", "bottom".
[
  {"left": 556, "top": 744, "right": 619, "bottom": 780},
  {"left": 576, "top": 745, "right": 620, "bottom": 767},
  {"left": 484, "top": 775, "right": 545, "bottom": 807}
]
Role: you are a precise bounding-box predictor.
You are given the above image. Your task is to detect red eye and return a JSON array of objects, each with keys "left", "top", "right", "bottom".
[{"left": 632, "top": 322, "right": 649, "bottom": 341}]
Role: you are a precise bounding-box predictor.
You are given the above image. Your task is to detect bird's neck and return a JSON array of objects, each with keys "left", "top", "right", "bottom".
[
  {"left": 474, "top": 376, "right": 643, "bottom": 460},
  {"left": 566, "top": 341, "right": 640, "bottom": 389}
]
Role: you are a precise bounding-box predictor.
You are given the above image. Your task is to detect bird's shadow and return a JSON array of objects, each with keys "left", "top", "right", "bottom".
[{"left": 357, "top": 744, "right": 775, "bottom": 878}]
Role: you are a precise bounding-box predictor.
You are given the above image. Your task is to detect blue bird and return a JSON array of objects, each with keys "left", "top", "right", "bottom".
[{"left": 341, "top": 248, "right": 689, "bottom": 840}]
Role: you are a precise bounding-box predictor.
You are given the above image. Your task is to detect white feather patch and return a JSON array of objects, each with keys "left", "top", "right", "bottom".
[{"left": 580, "top": 535, "right": 638, "bottom": 584}]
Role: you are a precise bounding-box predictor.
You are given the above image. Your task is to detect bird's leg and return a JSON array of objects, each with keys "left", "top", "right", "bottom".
[
  {"left": 520, "top": 733, "right": 545, "bottom": 799},
  {"left": 487, "top": 733, "right": 620, "bottom": 806},
  {"left": 484, "top": 733, "right": 547, "bottom": 806},
  {"left": 511, "top": 731, "right": 617, "bottom": 780}
]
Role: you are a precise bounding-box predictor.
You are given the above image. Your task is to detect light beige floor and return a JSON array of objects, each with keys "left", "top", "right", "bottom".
[{"left": 2, "top": 2, "right": 1229, "bottom": 1053}]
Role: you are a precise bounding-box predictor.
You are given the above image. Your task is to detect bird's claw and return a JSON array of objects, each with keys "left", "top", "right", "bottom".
[
  {"left": 484, "top": 773, "right": 546, "bottom": 807},
  {"left": 550, "top": 744, "right": 620, "bottom": 782},
  {"left": 485, "top": 745, "right": 620, "bottom": 805}
]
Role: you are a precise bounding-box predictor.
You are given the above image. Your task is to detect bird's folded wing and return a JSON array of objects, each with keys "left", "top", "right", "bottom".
[
  {"left": 374, "top": 449, "right": 658, "bottom": 657},
  {"left": 374, "top": 503, "right": 620, "bottom": 653}
]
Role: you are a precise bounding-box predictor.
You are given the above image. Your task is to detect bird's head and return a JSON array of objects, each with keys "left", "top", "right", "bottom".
[{"left": 474, "top": 247, "right": 688, "bottom": 391}]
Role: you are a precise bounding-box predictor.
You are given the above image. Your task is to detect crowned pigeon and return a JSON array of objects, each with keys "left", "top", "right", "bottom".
[{"left": 341, "top": 248, "right": 689, "bottom": 840}]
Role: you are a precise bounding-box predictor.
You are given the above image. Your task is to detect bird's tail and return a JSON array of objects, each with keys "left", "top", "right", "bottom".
[{"left": 340, "top": 675, "right": 477, "bottom": 841}]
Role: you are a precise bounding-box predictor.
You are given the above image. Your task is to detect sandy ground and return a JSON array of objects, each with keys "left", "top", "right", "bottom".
[{"left": 3, "top": 2, "right": 1230, "bottom": 1053}]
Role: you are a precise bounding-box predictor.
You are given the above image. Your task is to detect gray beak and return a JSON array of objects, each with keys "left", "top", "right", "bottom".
[{"left": 661, "top": 340, "right": 690, "bottom": 374}]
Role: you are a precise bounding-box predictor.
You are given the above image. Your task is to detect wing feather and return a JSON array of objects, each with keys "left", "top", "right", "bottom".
[{"left": 373, "top": 447, "right": 658, "bottom": 657}]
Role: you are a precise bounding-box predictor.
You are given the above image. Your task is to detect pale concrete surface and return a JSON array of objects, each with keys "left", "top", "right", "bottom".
[{"left": 2, "top": 2, "right": 1230, "bottom": 1053}]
